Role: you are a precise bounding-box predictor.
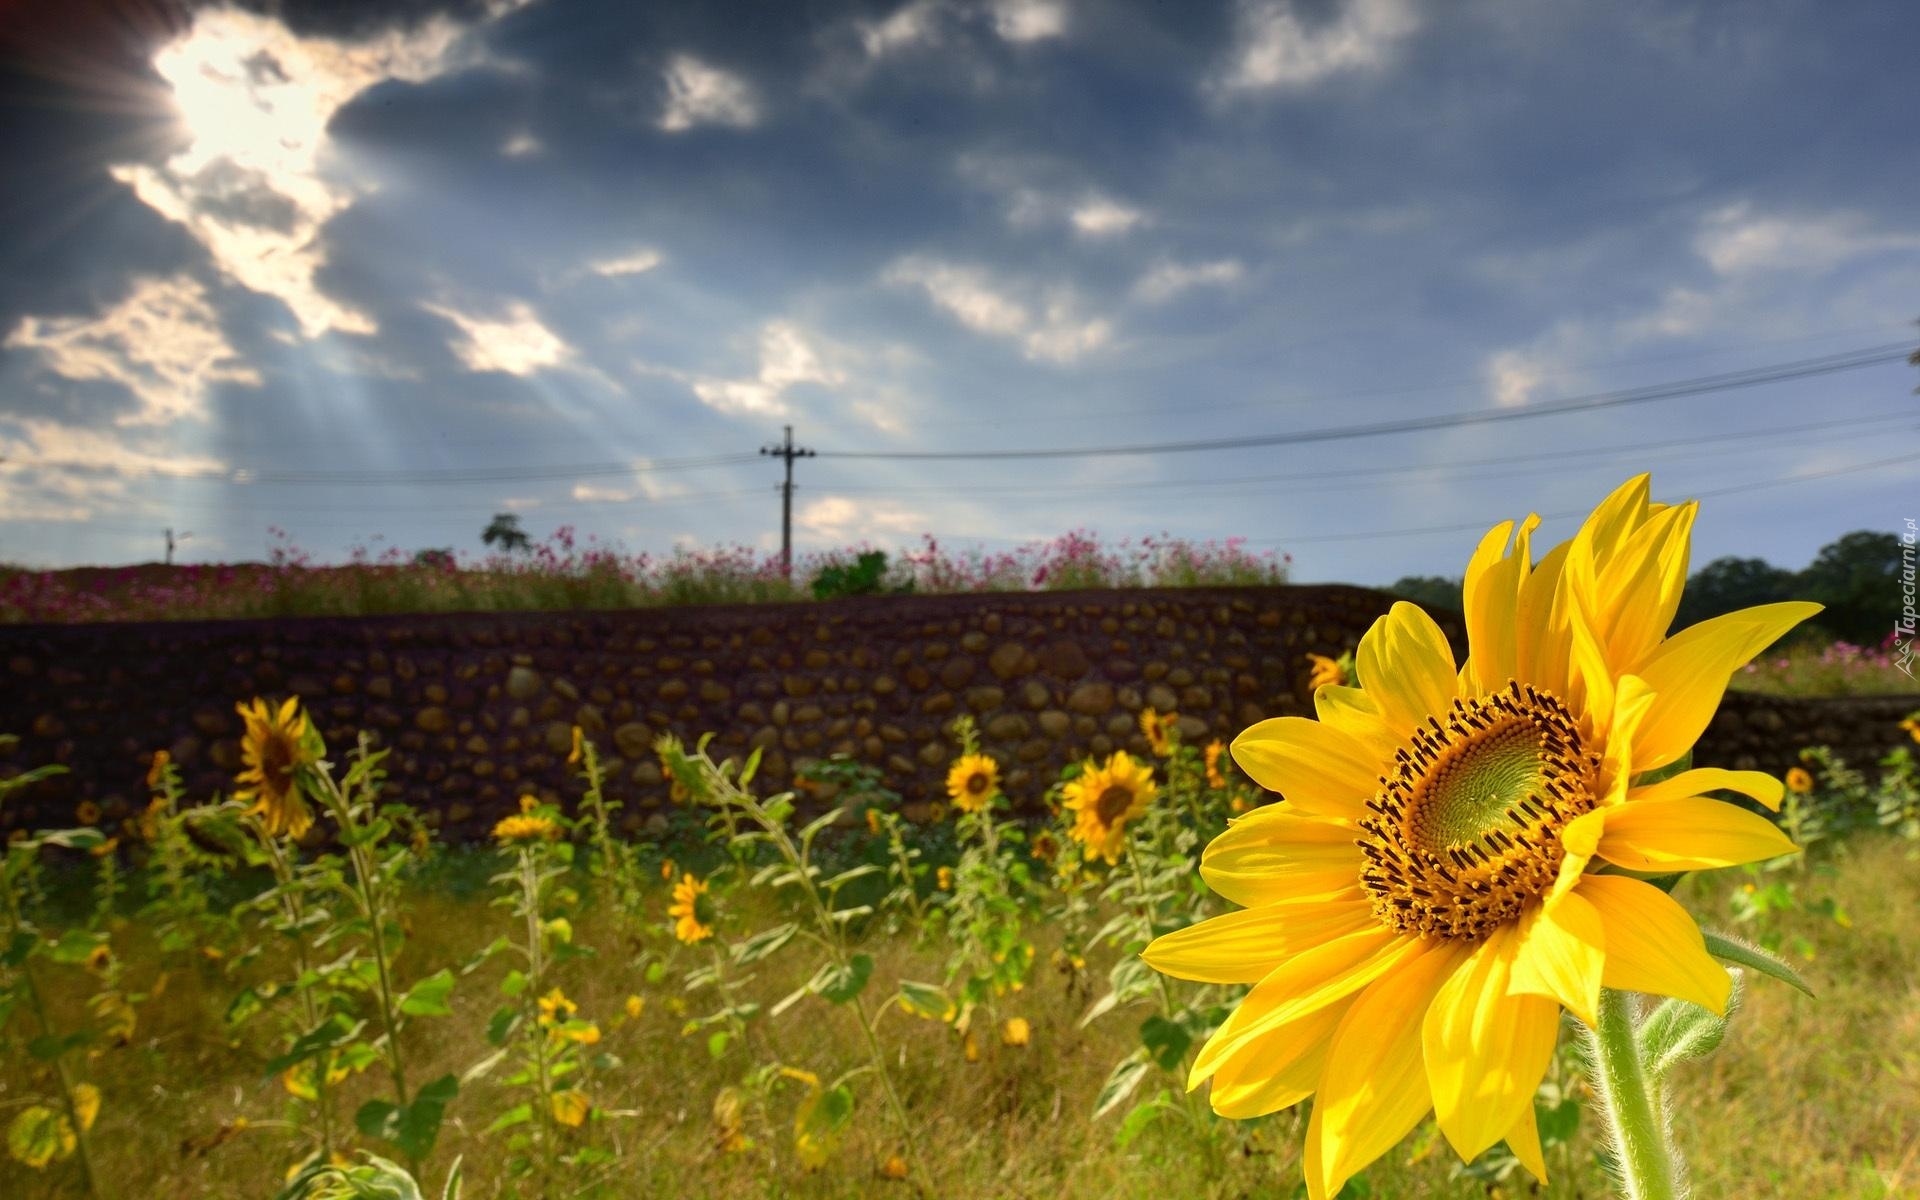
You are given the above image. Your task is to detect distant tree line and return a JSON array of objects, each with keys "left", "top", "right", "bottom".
[{"left": 1389, "top": 529, "right": 1905, "bottom": 647}]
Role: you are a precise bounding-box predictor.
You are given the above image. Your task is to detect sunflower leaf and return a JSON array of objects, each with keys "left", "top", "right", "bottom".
[
  {"left": 1701, "top": 930, "right": 1814, "bottom": 996},
  {"left": 1092, "top": 1051, "right": 1152, "bottom": 1120}
]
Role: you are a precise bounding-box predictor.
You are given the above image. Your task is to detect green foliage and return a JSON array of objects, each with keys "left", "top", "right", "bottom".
[
  {"left": 1387, "top": 574, "right": 1464, "bottom": 613},
  {"left": 807, "top": 550, "right": 908, "bottom": 600},
  {"left": 480, "top": 514, "right": 530, "bottom": 554},
  {"left": 1675, "top": 531, "right": 1905, "bottom": 645}
]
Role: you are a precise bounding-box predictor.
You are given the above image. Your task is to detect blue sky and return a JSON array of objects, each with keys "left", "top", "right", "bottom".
[{"left": 0, "top": 0, "right": 1915, "bottom": 585}]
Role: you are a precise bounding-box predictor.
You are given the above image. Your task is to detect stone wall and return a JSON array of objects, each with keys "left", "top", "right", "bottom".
[{"left": 1, "top": 588, "right": 1912, "bottom": 840}]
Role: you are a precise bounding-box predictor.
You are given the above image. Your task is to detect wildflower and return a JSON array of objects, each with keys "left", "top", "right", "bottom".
[
  {"left": 1785, "top": 766, "right": 1814, "bottom": 794},
  {"left": 492, "top": 812, "right": 560, "bottom": 844},
  {"left": 567, "top": 725, "right": 584, "bottom": 766},
  {"left": 881, "top": 1154, "right": 910, "bottom": 1180},
  {"left": 1205, "top": 739, "right": 1228, "bottom": 789},
  {"left": 945, "top": 753, "right": 1001, "bottom": 814},
  {"left": 669, "top": 873, "right": 715, "bottom": 944},
  {"left": 234, "top": 697, "right": 317, "bottom": 840},
  {"left": 937, "top": 865, "right": 953, "bottom": 890},
  {"left": 1306, "top": 652, "right": 1347, "bottom": 691},
  {"left": 1061, "top": 751, "right": 1157, "bottom": 865},
  {"left": 1143, "top": 476, "right": 1814, "bottom": 1199},
  {"left": 1031, "top": 831, "right": 1059, "bottom": 863},
  {"left": 1139, "top": 707, "right": 1178, "bottom": 757},
  {"left": 537, "top": 988, "right": 577, "bottom": 1026},
  {"left": 1001, "top": 1017, "right": 1031, "bottom": 1047},
  {"left": 74, "top": 800, "right": 101, "bottom": 826},
  {"left": 549, "top": 1089, "right": 590, "bottom": 1128},
  {"left": 625, "top": 994, "right": 644, "bottom": 1019},
  {"left": 146, "top": 749, "right": 170, "bottom": 790}
]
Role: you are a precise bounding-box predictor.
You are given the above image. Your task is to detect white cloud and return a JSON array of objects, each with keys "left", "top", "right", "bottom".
[
  {"left": 500, "top": 131, "right": 542, "bottom": 157},
  {"left": 991, "top": 0, "right": 1069, "bottom": 42},
  {"left": 4, "top": 274, "right": 261, "bottom": 425},
  {"left": 423, "top": 300, "right": 571, "bottom": 375},
  {"left": 110, "top": 7, "right": 501, "bottom": 338},
  {"left": 658, "top": 55, "right": 759, "bottom": 132},
  {"left": 588, "top": 248, "right": 664, "bottom": 277},
  {"left": 1069, "top": 197, "right": 1146, "bottom": 237},
  {"left": 1132, "top": 258, "right": 1246, "bottom": 303},
  {"left": 882, "top": 257, "right": 1110, "bottom": 363},
  {"left": 1695, "top": 203, "right": 1920, "bottom": 276},
  {"left": 1215, "top": 0, "right": 1418, "bottom": 93},
  {"left": 797, "top": 495, "right": 927, "bottom": 540},
  {"left": 859, "top": 0, "right": 945, "bottom": 56},
  {"left": 1485, "top": 349, "right": 1545, "bottom": 409},
  {"left": 690, "top": 320, "right": 845, "bottom": 417}
]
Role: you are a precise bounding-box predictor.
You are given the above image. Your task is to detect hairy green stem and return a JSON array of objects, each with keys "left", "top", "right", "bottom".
[{"left": 1587, "top": 988, "right": 1681, "bottom": 1200}]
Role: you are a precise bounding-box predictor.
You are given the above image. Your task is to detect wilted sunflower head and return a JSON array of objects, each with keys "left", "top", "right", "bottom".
[
  {"left": 1139, "top": 708, "right": 1178, "bottom": 757},
  {"left": 1144, "top": 475, "right": 1818, "bottom": 1200},
  {"left": 945, "top": 753, "right": 1001, "bottom": 814},
  {"left": 1061, "top": 751, "right": 1157, "bottom": 864},
  {"left": 669, "top": 873, "right": 715, "bottom": 944},
  {"left": 234, "top": 697, "right": 319, "bottom": 841}
]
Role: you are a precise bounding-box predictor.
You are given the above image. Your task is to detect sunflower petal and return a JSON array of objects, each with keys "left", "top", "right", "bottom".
[
  {"left": 1509, "top": 889, "right": 1605, "bottom": 1027},
  {"left": 1514, "top": 539, "right": 1573, "bottom": 694},
  {"left": 1308, "top": 941, "right": 1470, "bottom": 1200},
  {"left": 1506, "top": 1101, "right": 1549, "bottom": 1185},
  {"left": 1313, "top": 684, "right": 1400, "bottom": 762},
  {"left": 1205, "top": 999, "right": 1350, "bottom": 1118},
  {"left": 1595, "top": 796, "right": 1799, "bottom": 872},
  {"left": 1578, "top": 875, "right": 1731, "bottom": 1014},
  {"left": 1199, "top": 805, "right": 1365, "bottom": 907},
  {"left": 1230, "top": 719, "right": 1378, "bottom": 819},
  {"left": 1189, "top": 926, "right": 1412, "bottom": 1087},
  {"left": 1355, "top": 602, "right": 1458, "bottom": 738},
  {"left": 1423, "top": 925, "right": 1562, "bottom": 1162},
  {"left": 1143, "top": 894, "right": 1373, "bottom": 984},
  {"left": 1628, "top": 601, "right": 1824, "bottom": 771},
  {"left": 1462, "top": 515, "right": 1538, "bottom": 695},
  {"left": 1628, "top": 767, "right": 1786, "bottom": 812}
]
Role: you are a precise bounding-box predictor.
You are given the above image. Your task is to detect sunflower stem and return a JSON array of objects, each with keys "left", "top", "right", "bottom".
[{"left": 1587, "top": 988, "right": 1682, "bottom": 1200}]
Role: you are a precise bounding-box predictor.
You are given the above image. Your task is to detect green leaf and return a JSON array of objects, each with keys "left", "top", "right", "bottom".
[
  {"left": 7, "top": 1104, "right": 74, "bottom": 1168},
  {"left": 358, "top": 1073, "right": 458, "bottom": 1163},
  {"left": 1138, "top": 1015, "right": 1191, "bottom": 1072},
  {"left": 894, "top": 980, "right": 952, "bottom": 1022},
  {"left": 706, "top": 1030, "right": 732, "bottom": 1060},
  {"left": 1534, "top": 1096, "right": 1580, "bottom": 1146},
  {"left": 815, "top": 954, "right": 873, "bottom": 1004},
  {"left": 1639, "top": 982, "right": 1741, "bottom": 1081},
  {"left": 483, "top": 1103, "right": 534, "bottom": 1136},
  {"left": 265, "top": 1014, "right": 365, "bottom": 1076},
  {"left": 1092, "top": 1051, "right": 1152, "bottom": 1120},
  {"left": 485, "top": 1005, "right": 520, "bottom": 1047},
  {"left": 1115, "top": 1089, "right": 1175, "bottom": 1149},
  {"left": 399, "top": 969, "right": 456, "bottom": 1017},
  {"left": 1702, "top": 930, "right": 1814, "bottom": 996},
  {"left": 499, "top": 969, "right": 528, "bottom": 999},
  {"left": 46, "top": 928, "right": 105, "bottom": 965},
  {"left": 731, "top": 923, "right": 799, "bottom": 965}
]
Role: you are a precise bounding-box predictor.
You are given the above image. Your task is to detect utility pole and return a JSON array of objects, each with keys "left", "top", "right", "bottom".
[
  {"left": 164, "top": 528, "right": 191, "bottom": 565},
  {"left": 759, "top": 424, "right": 814, "bottom": 578}
]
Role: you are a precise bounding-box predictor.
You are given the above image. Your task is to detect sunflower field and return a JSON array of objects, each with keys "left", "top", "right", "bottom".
[{"left": 4, "top": 477, "right": 1919, "bottom": 1200}]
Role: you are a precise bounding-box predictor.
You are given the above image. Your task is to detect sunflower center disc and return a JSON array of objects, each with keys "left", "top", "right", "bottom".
[
  {"left": 1094, "top": 785, "right": 1135, "bottom": 824},
  {"left": 966, "top": 772, "right": 991, "bottom": 795},
  {"left": 1358, "top": 681, "right": 1601, "bottom": 940}
]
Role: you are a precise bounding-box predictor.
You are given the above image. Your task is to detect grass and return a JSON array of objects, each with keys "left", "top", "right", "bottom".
[{"left": 5, "top": 831, "right": 1916, "bottom": 1199}]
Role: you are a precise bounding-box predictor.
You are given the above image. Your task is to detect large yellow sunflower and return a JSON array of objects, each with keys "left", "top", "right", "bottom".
[
  {"left": 1062, "top": 750, "right": 1157, "bottom": 864},
  {"left": 234, "top": 697, "right": 318, "bottom": 840},
  {"left": 1143, "top": 476, "right": 1815, "bottom": 1199},
  {"left": 670, "top": 873, "right": 716, "bottom": 944},
  {"left": 945, "top": 753, "right": 1001, "bottom": 814}
]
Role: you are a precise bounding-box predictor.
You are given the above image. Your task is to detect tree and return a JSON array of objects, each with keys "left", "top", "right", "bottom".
[
  {"left": 1796, "top": 530, "right": 1903, "bottom": 646},
  {"left": 481, "top": 513, "right": 530, "bottom": 554},
  {"left": 1387, "top": 575, "right": 1463, "bottom": 614}
]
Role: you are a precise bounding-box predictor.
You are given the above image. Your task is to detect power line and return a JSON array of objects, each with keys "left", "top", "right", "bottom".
[
  {"left": 0, "top": 451, "right": 763, "bottom": 486},
  {"left": 816, "top": 409, "right": 1911, "bottom": 498},
  {"left": 1240, "top": 451, "right": 1917, "bottom": 547},
  {"left": 814, "top": 343, "right": 1915, "bottom": 462}
]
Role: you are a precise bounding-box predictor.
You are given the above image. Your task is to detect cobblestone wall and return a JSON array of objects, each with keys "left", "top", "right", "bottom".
[{"left": 1, "top": 588, "right": 1911, "bottom": 840}]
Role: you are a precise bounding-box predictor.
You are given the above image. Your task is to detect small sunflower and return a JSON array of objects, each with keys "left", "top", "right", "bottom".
[
  {"left": 1785, "top": 766, "right": 1814, "bottom": 794},
  {"left": 493, "top": 812, "right": 561, "bottom": 844},
  {"left": 1144, "top": 476, "right": 1816, "bottom": 1199},
  {"left": 669, "top": 873, "right": 715, "bottom": 944},
  {"left": 881, "top": 1154, "right": 910, "bottom": 1181},
  {"left": 537, "top": 987, "right": 577, "bottom": 1026},
  {"left": 1001, "top": 1016, "right": 1031, "bottom": 1047},
  {"left": 1306, "top": 653, "right": 1347, "bottom": 691},
  {"left": 234, "top": 696, "right": 318, "bottom": 840},
  {"left": 1140, "top": 708, "right": 1179, "bottom": 757},
  {"left": 1901, "top": 715, "right": 1919, "bottom": 744},
  {"left": 74, "top": 800, "right": 101, "bottom": 826},
  {"left": 945, "top": 753, "right": 1001, "bottom": 814},
  {"left": 1204, "top": 739, "right": 1228, "bottom": 790},
  {"left": 1062, "top": 751, "right": 1157, "bottom": 864},
  {"left": 1031, "top": 830, "right": 1060, "bottom": 862},
  {"left": 625, "top": 994, "right": 645, "bottom": 1019}
]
